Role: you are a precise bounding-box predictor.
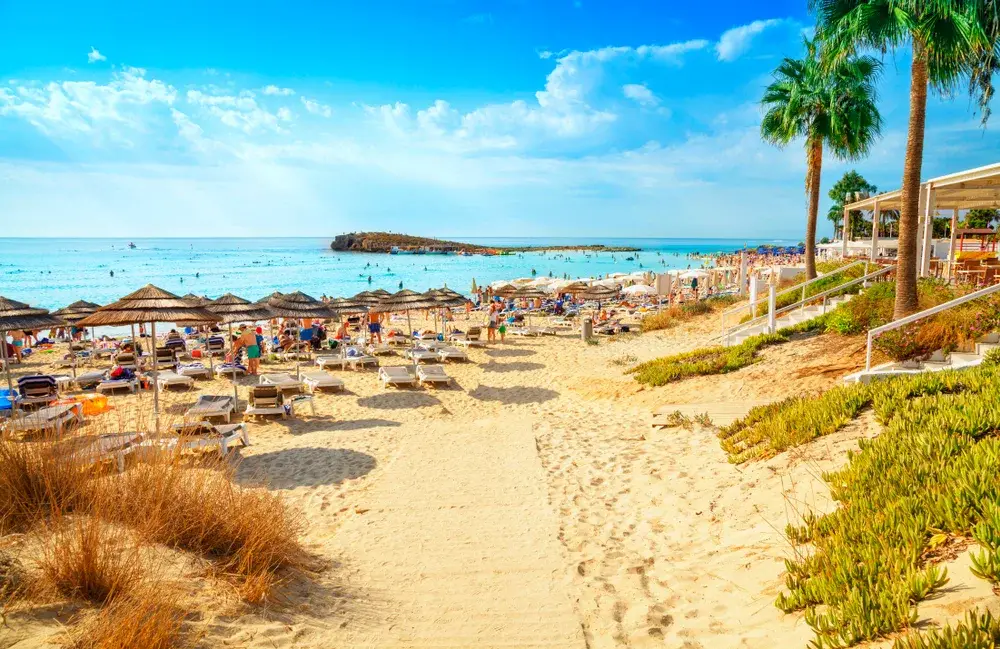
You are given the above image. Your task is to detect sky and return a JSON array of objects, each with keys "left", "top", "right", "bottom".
[{"left": 1, "top": 0, "right": 999, "bottom": 239}]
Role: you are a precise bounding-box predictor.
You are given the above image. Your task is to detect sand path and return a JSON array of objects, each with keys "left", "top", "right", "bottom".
[{"left": 321, "top": 417, "right": 586, "bottom": 648}]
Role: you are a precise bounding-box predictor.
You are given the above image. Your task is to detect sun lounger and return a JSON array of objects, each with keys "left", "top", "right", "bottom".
[
  {"left": 177, "top": 362, "right": 212, "bottom": 379},
  {"left": 301, "top": 370, "right": 345, "bottom": 393},
  {"left": 16, "top": 375, "right": 60, "bottom": 408},
  {"left": 450, "top": 326, "right": 486, "bottom": 347},
  {"left": 244, "top": 385, "right": 288, "bottom": 419},
  {"left": 259, "top": 373, "right": 304, "bottom": 393},
  {"left": 214, "top": 363, "right": 246, "bottom": 377},
  {"left": 416, "top": 364, "right": 453, "bottom": 386},
  {"left": 5, "top": 402, "right": 84, "bottom": 435},
  {"left": 386, "top": 331, "right": 409, "bottom": 346},
  {"left": 378, "top": 365, "right": 418, "bottom": 388},
  {"left": 71, "top": 432, "right": 141, "bottom": 472},
  {"left": 152, "top": 348, "right": 177, "bottom": 371},
  {"left": 154, "top": 371, "right": 194, "bottom": 390},
  {"left": 404, "top": 347, "right": 438, "bottom": 363},
  {"left": 436, "top": 346, "right": 469, "bottom": 362},
  {"left": 184, "top": 394, "right": 237, "bottom": 423},
  {"left": 316, "top": 355, "right": 345, "bottom": 370},
  {"left": 204, "top": 336, "right": 226, "bottom": 356},
  {"left": 145, "top": 421, "right": 250, "bottom": 457},
  {"left": 343, "top": 350, "right": 378, "bottom": 370},
  {"left": 366, "top": 342, "right": 395, "bottom": 356},
  {"left": 97, "top": 376, "right": 139, "bottom": 394},
  {"left": 75, "top": 370, "right": 106, "bottom": 389},
  {"left": 112, "top": 351, "right": 138, "bottom": 371}
]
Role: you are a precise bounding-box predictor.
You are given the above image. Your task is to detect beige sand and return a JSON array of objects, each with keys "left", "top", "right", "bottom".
[{"left": 1, "top": 313, "right": 986, "bottom": 648}]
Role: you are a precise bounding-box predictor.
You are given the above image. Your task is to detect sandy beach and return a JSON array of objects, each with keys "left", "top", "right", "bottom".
[{"left": 0, "top": 307, "right": 881, "bottom": 649}]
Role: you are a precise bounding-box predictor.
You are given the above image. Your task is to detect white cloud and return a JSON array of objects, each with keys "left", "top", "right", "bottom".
[
  {"left": 622, "top": 83, "right": 658, "bottom": 107},
  {"left": 301, "top": 96, "right": 332, "bottom": 117},
  {"left": 716, "top": 19, "right": 783, "bottom": 62},
  {"left": 262, "top": 85, "right": 294, "bottom": 96},
  {"left": 87, "top": 48, "right": 107, "bottom": 63},
  {"left": 186, "top": 89, "right": 287, "bottom": 133},
  {"left": 277, "top": 106, "right": 293, "bottom": 121}
]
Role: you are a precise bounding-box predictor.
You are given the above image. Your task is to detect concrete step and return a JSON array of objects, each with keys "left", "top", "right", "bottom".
[{"left": 977, "top": 342, "right": 1000, "bottom": 356}]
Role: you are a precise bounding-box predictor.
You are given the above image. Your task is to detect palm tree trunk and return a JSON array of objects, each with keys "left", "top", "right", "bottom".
[
  {"left": 805, "top": 138, "right": 822, "bottom": 279},
  {"left": 894, "top": 41, "right": 928, "bottom": 318}
]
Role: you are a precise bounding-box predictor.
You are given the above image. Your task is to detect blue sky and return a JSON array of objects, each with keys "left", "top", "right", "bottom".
[{"left": 1, "top": 0, "right": 998, "bottom": 238}]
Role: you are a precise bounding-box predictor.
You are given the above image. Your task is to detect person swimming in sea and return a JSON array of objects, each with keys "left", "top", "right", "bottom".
[
  {"left": 109, "top": 270, "right": 114, "bottom": 278},
  {"left": 196, "top": 272, "right": 200, "bottom": 278},
  {"left": 368, "top": 275, "right": 373, "bottom": 284},
  {"left": 398, "top": 281, "right": 403, "bottom": 289}
]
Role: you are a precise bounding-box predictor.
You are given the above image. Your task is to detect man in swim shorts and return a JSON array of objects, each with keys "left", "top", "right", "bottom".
[{"left": 368, "top": 312, "right": 383, "bottom": 344}]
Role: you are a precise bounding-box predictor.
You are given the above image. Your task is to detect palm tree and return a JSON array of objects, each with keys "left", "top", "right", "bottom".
[
  {"left": 761, "top": 39, "right": 883, "bottom": 279},
  {"left": 813, "top": 0, "right": 1000, "bottom": 317}
]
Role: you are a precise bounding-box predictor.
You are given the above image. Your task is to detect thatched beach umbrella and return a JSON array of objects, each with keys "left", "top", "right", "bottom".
[
  {"left": 493, "top": 284, "right": 518, "bottom": 299},
  {"left": 53, "top": 300, "right": 102, "bottom": 378},
  {"left": 265, "top": 292, "right": 338, "bottom": 378},
  {"left": 371, "top": 289, "right": 442, "bottom": 357},
  {"left": 328, "top": 297, "right": 367, "bottom": 314},
  {"left": 182, "top": 294, "right": 211, "bottom": 307},
  {"left": 0, "top": 297, "right": 66, "bottom": 396},
  {"left": 206, "top": 294, "right": 274, "bottom": 405},
  {"left": 511, "top": 286, "right": 548, "bottom": 328},
  {"left": 424, "top": 289, "right": 468, "bottom": 338},
  {"left": 77, "top": 285, "right": 221, "bottom": 432}
]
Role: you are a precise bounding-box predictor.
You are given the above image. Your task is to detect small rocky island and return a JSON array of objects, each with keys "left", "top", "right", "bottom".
[{"left": 330, "top": 232, "right": 639, "bottom": 254}]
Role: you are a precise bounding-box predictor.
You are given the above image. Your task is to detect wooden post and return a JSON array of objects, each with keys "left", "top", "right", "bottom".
[
  {"left": 921, "top": 183, "right": 935, "bottom": 277},
  {"left": 870, "top": 199, "right": 880, "bottom": 262},
  {"left": 947, "top": 208, "right": 959, "bottom": 282}
]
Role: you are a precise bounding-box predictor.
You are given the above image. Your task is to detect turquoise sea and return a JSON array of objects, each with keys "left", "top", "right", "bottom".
[{"left": 0, "top": 237, "right": 792, "bottom": 310}]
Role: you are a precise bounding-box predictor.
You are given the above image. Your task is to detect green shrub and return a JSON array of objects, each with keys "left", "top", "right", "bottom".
[
  {"left": 628, "top": 333, "right": 786, "bottom": 386},
  {"left": 894, "top": 609, "right": 1000, "bottom": 648},
  {"left": 730, "top": 364, "right": 1000, "bottom": 647}
]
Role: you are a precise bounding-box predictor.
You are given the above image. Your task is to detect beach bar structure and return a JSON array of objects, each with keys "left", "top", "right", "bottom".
[{"left": 840, "top": 162, "right": 1000, "bottom": 281}]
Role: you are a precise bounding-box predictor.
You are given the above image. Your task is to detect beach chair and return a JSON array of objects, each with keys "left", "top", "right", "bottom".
[
  {"left": 366, "top": 342, "right": 395, "bottom": 356},
  {"left": 343, "top": 348, "right": 379, "bottom": 370},
  {"left": 163, "top": 337, "right": 187, "bottom": 358},
  {"left": 97, "top": 375, "right": 139, "bottom": 394},
  {"left": 404, "top": 346, "right": 438, "bottom": 363},
  {"left": 177, "top": 362, "right": 212, "bottom": 380},
  {"left": 152, "top": 348, "right": 177, "bottom": 371},
  {"left": 205, "top": 335, "right": 227, "bottom": 357},
  {"left": 244, "top": 385, "right": 287, "bottom": 420},
  {"left": 154, "top": 371, "right": 195, "bottom": 391},
  {"left": 451, "top": 327, "right": 486, "bottom": 347},
  {"left": 259, "top": 373, "right": 304, "bottom": 394},
  {"left": 15, "top": 375, "right": 59, "bottom": 409},
  {"left": 301, "top": 370, "right": 345, "bottom": 393},
  {"left": 436, "top": 346, "right": 469, "bottom": 362},
  {"left": 386, "top": 330, "right": 409, "bottom": 346},
  {"left": 378, "top": 365, "right": 418, "bottom": 388},
  {"left": 75, "top": 370, "right": 106, "bottom": 390},
  {"left": 214, "top": 362, "right": 247, "bottom": 377},
  {"left": 184, "top": 395, "right": 237, "bottom": 423},
  {"left": 278, "top": 342, "right": 312, "bottom": 361},
  {"left": 112, "top": 351, "right": 138, "bottom": 371},
  {"left": 416, "top": 364, "right": 453, "bottom": 387},
  {"left": 315, "top": 355, "right": 346, "bottom": 370},
  {"left": 145, "top": 421, "right": 250, "bottom": 457},
  {"left": 4, "top": 403, "right": 84, "bottom": 436},
  {"left": 70, "top": 432, "right": 141, "bottom": 472}
]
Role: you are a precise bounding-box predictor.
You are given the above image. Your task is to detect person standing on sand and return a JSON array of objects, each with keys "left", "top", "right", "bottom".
[
  {"left": 238, "top": 325, "right": 261, "bottom": 375},
  {"left": 487, "top": 304, "right": 498, "bottom": 343},
  {"left": 9, "top": 330, "right": 24, "bottom": 362},
  {"left": 368, "top": 311, "right": 383, "bottom": 344}
]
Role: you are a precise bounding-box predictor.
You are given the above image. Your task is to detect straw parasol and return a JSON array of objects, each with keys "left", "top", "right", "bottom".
[
  {"left": 351, "top": 291, "right": 382, "bottom": 307},
  {"left": 579, "top": 284, "right": 619, "bottom": 301},
  {"left": 206, "top": 294, "right": 274, "bottom": 404},
  {"left": 182, "top": 293, "right": 211, "bottom": 307},
  {"left": 371, "top": 289, "right": 443, "bottom": 355},
  {"left": 328, "top": 297, "right": 368, "bottom": 314},
  {"left": 265, "top": 292, "right": 338, "bottom": 377},
  {"left": 0, "top": 297, "right": 66, "bottom": 395},
  {"left": 77, "top": 285, "right": 221, "bottom": 432},
  {"left": 493, "top": 284, "right": 518, "bottom": 298},
  {"left": 424, "top": 289, "right": 469, "bottom": 338},
  {"left": 53, "top": 300, "right": 102, "bottom": 378},
  {"left": 510, "top": 286, "right": 548, "bottom": 327}
]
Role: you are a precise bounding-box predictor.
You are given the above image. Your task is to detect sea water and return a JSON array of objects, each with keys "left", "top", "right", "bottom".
[{"left": 0, "top": 237, "right": 791, "bottom": 310}]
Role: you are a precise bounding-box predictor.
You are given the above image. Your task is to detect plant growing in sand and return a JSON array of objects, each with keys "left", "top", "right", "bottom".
[
  {"left": 70, "top": 590, "right": 184, "bottom": 649},
  {"left": 893, "top": 609, "right": 1000, "bottom": 648},
  {"left": 724, "top": 364, "right": 1000, "bottom": 646},
  {"left": 628, "top": 332, "right": 787, "bottom": 386}
]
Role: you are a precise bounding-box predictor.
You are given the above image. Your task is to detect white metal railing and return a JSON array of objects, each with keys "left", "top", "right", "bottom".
[
  {"left": 721, "top": 264, "right": 895, "bottom": 345},
  {"left": 719, "top": 260, "right": 869, "bottom": 332},
  {"left": 864, "top": 280, "right": 1000, "bottom": 371}
]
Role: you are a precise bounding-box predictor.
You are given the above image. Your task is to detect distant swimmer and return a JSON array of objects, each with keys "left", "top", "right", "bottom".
[
  {"left": 180, "top": 277, "right": 184, "bottom": 283},
  {"left": 368, "top": 276, "right": 373, "bottom": 284},
  {"left": 398, "top": 281, "right": 403, "bottom": 289},
  {"left": 109, "top": 270, "right": 114, "bottom": 278},
  {"left": 195, "top": 272, "right": 200, "bottom": 278}
]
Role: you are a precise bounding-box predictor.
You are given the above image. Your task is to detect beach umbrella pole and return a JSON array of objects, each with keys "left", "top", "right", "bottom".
[
  {"left": 229, "top": 322, "right": 238, "bottom": 406},
  {"left": 1, "top": 329, "right": 11, "bottom": 396},
  {"left": 151, "top": 321, "right": 160, "bottom": 434}
]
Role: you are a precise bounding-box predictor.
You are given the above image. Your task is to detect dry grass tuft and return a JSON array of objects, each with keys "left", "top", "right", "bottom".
[
  {"left": 38, "top": 515, "right": 146, "bottom": 606},
  {"left": 0, "top": 435, "right": 92, "bottom": 534},
  {"left": 101, "top": 451, "right": 307, "bottom": 603},
  {"left": 71, "top": 590, "right": 185, "bottom": 649}
]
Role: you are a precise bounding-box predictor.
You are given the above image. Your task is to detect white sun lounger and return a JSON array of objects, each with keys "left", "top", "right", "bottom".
[
  {"left": 366, "top": 342, "right": 395, "bottom": 356},
  {"left": 301, "top": 370, "right": 345, "bottom": 393},
  {"left": 155, "top": 371, "right": 195, "bottom": 390},
  {"left": 436, "top": 346, "right": 468, "bottom": 362},
  {"left": 71, "top": 432, "right": 141, "bottom": 472},
  {"left": 244, "top": 385, "right": 288, "bottom": 419},
  {"left": 5, "top": 403, "right": 84, "bottom": 435},
  {"left": 378, "top": 365, "right": 418, "bottom": 388},
  {"left": 315, "top": 355, "right": 345, "bottom": 370},
  {"left": 404, "top": 347, "right": 438, "bottom": 363},
  {"left": 417, "top": 364, "right": 453, "bottom": 386},
  {"left": 214, "top": 363, "right": 246, "bottom": 377},
  {"left": 259, "top": 373, "right": 304, "bottom": 393},
  {"left": 97, "top": 377, "right": 139, "bottom": 394},
  {"left": 184, "top": 395, "right": 237, "bottom": 423},
  {"left": 144, "top": 422, "right": 250, "bottom": 457},
  {"left": 177, "top": 362, "right": 212, "bottom": 379},
  {"left": 344, "top": 352, "right": 379, "bottom": 370}
]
